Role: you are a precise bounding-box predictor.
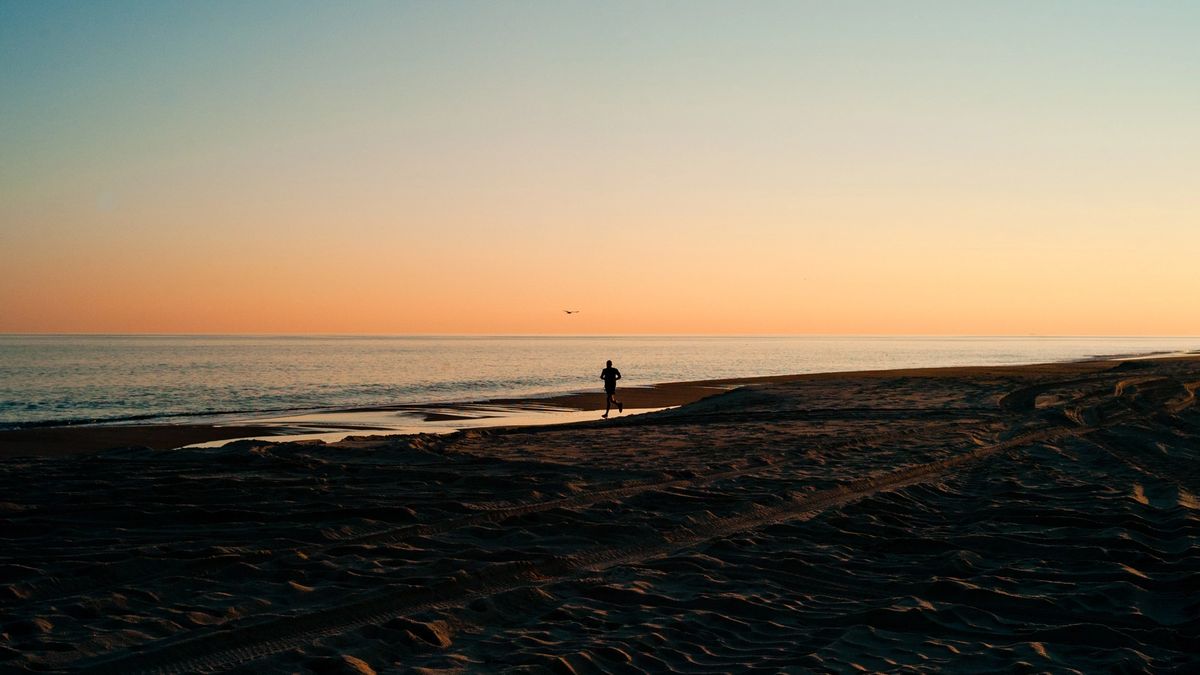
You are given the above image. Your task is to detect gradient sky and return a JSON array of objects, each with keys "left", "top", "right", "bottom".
[{"left": 2, "top": 1, "right": 1198, "bottom": 334}]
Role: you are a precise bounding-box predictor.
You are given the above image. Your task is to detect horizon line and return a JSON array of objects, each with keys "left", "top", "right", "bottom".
[{"left": 2, "top": 332, "right": 1199, "bottom": 340}]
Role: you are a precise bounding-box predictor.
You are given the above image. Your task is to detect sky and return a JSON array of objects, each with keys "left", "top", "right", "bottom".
[{"left": 2, "top": 1, "right": 1198, "bottom": 335}]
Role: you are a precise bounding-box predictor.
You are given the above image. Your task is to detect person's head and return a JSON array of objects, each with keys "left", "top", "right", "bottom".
[{"left": 606, "top": 360, "right": 612, "bottom": 367}]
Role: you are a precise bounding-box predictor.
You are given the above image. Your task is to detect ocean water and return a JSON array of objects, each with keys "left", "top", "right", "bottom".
[{"left": 0, "top": 335, "right": 1196, "bottom": 428}]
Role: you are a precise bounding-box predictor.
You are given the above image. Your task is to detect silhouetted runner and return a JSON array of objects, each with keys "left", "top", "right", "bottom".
[{"left": 600, "top": 360, "right": 623, "bottom": 418}]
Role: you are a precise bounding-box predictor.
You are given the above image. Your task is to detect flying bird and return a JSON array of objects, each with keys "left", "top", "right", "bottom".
[{"left": 563, "top": 310, "right": 580, "bottom": 314}]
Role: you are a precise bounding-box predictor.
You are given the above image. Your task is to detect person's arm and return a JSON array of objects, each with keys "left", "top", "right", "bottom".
[{"left": 616, "top": 370, "right": 622, "bottom": 380}]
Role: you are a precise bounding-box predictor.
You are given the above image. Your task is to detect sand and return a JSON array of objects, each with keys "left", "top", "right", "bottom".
[{"left": 2, "top": 356, "right": 1199, "bottom": 672}]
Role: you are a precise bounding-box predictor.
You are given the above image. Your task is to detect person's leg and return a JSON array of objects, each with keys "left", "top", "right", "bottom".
[{"left": 603, "top": 391, "right": 612, "bottom": 418}]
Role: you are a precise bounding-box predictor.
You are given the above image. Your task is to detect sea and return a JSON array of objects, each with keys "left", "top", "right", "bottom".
[{"left": 1, "top": 335, "right": 1196, "bottom": 429}]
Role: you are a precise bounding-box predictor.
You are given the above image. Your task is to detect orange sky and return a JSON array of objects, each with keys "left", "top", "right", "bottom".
[{"left": 3, "top": 4, "right": 1198, "bottom": 335}]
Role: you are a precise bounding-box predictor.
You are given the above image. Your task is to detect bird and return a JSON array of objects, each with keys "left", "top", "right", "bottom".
[{"left": 563, "top": 310, "right": 580, "bottom": 314}]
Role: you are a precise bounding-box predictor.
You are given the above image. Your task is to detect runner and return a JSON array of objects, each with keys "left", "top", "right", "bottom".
[{"left": 600, "top": 360, "right": 623, "bottom": 418}]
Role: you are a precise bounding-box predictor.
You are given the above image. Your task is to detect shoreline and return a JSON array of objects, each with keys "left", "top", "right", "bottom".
[
  {"left": 0, "top": 377, "right": 758, "bottom": 458},
  {"left": 2, "top": 352, "right": 1196, "bottom": 459}
]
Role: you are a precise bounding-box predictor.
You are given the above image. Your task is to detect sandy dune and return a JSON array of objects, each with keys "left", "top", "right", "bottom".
[{"left": 2, "top": 357, "right": 1199, "bottom": 672}]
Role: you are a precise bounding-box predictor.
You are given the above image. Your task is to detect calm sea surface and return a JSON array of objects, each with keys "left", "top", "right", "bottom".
[{"left": 1, "top": 335, "right": 1196, "bottom": 427}]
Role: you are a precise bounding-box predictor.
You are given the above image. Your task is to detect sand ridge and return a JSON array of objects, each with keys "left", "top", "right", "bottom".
[{"left": 2, "top": 357, "right": 1199, "bottom": 672}]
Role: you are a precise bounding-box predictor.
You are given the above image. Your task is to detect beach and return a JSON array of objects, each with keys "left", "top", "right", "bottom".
[
  {"left": 2, "top": 355, "right": 1199, "bottom": 672},
  {"left": 0, "top": 377, "right": 758, "bottom": 457}
]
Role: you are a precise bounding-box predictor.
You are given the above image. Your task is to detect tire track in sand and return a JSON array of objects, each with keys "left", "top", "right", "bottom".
[{"left": 323, "top": 420, "right": 965, "bottom": 548}]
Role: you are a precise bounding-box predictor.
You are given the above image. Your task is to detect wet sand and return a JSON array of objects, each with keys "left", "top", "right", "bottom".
[{"left": 2, "top": 356, "right": 1200, "bottom": 672}]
